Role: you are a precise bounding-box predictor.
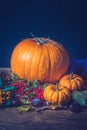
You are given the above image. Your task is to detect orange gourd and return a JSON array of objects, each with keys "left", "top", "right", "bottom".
[
  {"left": 10, "top": 38, "right": 70, "bottom": 82},
  {"left": 43, "top": 84, "right": 71, "bottom": 105},
  {"left": 59, "top": 73, "right": 85, "bottom": 91}
]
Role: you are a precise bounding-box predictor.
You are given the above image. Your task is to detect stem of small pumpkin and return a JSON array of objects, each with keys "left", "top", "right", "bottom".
[
  {"left": 70, "top": 72, "right": 74, "bottom": 80},
  {"left": 55, "top": 83, "right": 59, "bottom": 91}
]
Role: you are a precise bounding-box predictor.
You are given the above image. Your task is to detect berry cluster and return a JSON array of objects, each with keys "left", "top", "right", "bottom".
[
  {"left": 0, "top": 72, "right": 45, "bottom": 104},
  {"left": 11, "top": 81, "right": 45, "bottom": 101},
  {"left": 11, "top": 81, "right": 26, "bottom": 99},
  {"left": 33, "top": 86, "right": 44, "bottom": 100}
]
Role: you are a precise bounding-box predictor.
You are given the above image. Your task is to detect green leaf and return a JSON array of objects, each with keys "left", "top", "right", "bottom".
[
  {"left": 72, "top": 91, "right": 87, "bottom": 106},
  {"left": 24, "top": 80, "right": 31, "bottom": 91},
  {"left": 82, "top": 90, "right": 87, "bottom": 97},
  {"left": 5, "top": 100, "right": 11, "bottom": 106},
  {"left": 2, "top": 86, "right": 15, "bottom": 92},
  {"left": 26, "top": 80, "right": 30, "bottom": 87},
  {"left": 0, "top": 78, "right": 2, "bottom": 88},
  {"left": 43, "top": 83, "right": 46, "bottom": 89},
  {"left": 32, "top": 80, "right": 38, "bottom": 88},
  {"left": 24, "top": 87, "right": 29, "bottom": 91},
  {"left": 14, "top": 73, "right": 18, "bottom": 79},
  {"left": 16, "top": 105, "right": 31, "bottom": 113},
  {"left": 10, "top": 73, "right": 19, "bottom": 82},
  {"left": 28, "top": 92, "right": 35, "bottom": 97}
]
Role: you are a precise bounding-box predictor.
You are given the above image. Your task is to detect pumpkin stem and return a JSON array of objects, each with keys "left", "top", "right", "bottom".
[
  {"left": 70, "top": 72, "right": 74, "bottom": 80},
  {"left": 29, "top": 32, "right": 45, "bottom": 44},
  {"left": 55, "top": 83, "right": 59, "bottom": 91}
]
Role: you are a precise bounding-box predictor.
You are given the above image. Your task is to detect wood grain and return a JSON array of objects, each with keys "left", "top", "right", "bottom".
[{"left": 0, "top": 108, "right": 87, "bottom": 130}]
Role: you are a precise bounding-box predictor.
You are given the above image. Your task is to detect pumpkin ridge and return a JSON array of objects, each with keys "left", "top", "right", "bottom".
[
  {"left": 51, "top": 43, "right": 63, "bottom": 69},
  {"left": 24, "top": 49, "right": 32, "bottom": 80},
  {"left": 44, "top": 85, "right": 56, "bottom": 101},
  {"left": 53, "top": 43, "right": 63, "bottom": 62},
  {"left": 75, "top": 78, "right": 84, "bottom": 88},
  {"left": 47, "top": 44, "right": 55, "bottom": 81},
  {"left": 24, "top": 47, "right": 34, "bottom": 80},
  {"left": 67, "top": 80, "right": 72, "bottom": 90},
  {"left": 61, "top": 80, "right": 71, "bottom": 90},
  {"left": 52, "top": 91, "right": 58, "bottom": 104},
  {"left": 30, "top": 44, "right": 38, "bottom": 80},
  {"left": 58, "top": 91, "right": 62, "bottom": 105},
  {"left": 70, "top": 80, "right": 74, "bottom": 91},
  {"left": 51, "top": 43, "right": 69, "bottom": 81},
  {"left": 29, "top": 44, "right": 41, "bottom": 81},
  {"left": 25, "top": 43, "right": 37, "bottom": 80},
  {"left": 49, "top": 39, "right": 64, "bottom": 51},
  {"left": 11, "top": 43, "right": 29, "bottom": 78},
  {"left": 44, "top": 44, "right": 51, "bottom": 82},
  {"left": 11, "top": 44, "right": 24, "bottom": 74},
  {"left": 70, "top": 74, "right": 80, "bottom": 90},
  {"left": 44, "top": 86, "right": 51, "bottom": 100},
  {"left": 75, "top": 77, "right": 84, "bottom": 82},
  {"left": 62, "top": 89, "right": 71, "bottom": 103},
  {"left": 61, "top": 91, "right": 67, "bottom": 104},
  {"left": 55, "top": 43, "right": 70, "bottom": 66},
  {"left": 43, "top": 44, "right": 51, "bottom": 82},
  {"left": 60, "top": 91, "right": 66, "bottom": 105},
  {"left": 71, "top": 80, "right": 77, "bottom": 91},
  {"left": 47, "top": 43, "right": 61, "bottom": 82},
  {"left": 73, "top": 80, "right": 78, "bottom": 90},
  {"left": 74, "top": 79, "right": 80, "bottom": 87},
  {"left": 37, "top": 45, "right": 45, "bottom": 81},
  {"left": 23, "top": 51, "right": 28, "bottom": 79},
  {"left": 36, "top": 46, "right": 44, "bottom": 81},
  {"left": 47, "top": 90, "right": 55, "bottom": 103}
]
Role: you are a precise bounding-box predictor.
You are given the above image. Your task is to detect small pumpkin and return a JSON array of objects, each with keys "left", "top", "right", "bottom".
[
  {"left": 10, "top": 37, "right": 70, "bottom": 83},
  {"left": 43, "top": 84, "right": 71, "bottom": 105},
  {"left": 59, "top": 73, "right": 85, "bottom": 91}
]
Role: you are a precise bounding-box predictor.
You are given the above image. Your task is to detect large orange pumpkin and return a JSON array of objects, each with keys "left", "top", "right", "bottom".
[{"left": 10, "top": 38, "right": 70, "bottom": 82}]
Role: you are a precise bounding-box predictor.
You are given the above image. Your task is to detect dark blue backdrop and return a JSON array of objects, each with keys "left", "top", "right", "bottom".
[{"left": 0, "top": 0, "right": 87, "bottom": 67}]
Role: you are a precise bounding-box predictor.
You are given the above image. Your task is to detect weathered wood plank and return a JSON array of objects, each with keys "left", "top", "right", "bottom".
[{"left": 0, "top": 108, "right": 87, "bottom": 130}]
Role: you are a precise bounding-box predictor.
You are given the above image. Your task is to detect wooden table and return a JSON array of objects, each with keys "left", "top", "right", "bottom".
[{"left": 0, "top": 68, "right": 87, "bottom": 130}]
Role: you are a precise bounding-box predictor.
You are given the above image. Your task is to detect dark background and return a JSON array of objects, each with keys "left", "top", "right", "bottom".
[{"left": 0, "top": 0, "right": 87, "bottom": 67}]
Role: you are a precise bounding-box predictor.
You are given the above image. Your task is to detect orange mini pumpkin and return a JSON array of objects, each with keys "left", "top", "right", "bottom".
[
  {"left": 10, "top": 37, "right": 70, "bottom": 82},
  {"left": 43, "top": 84, "right": 71, "bottom": 105},
  {"left": 59, "top": 73, "right": 85, "bottom": 91}
]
